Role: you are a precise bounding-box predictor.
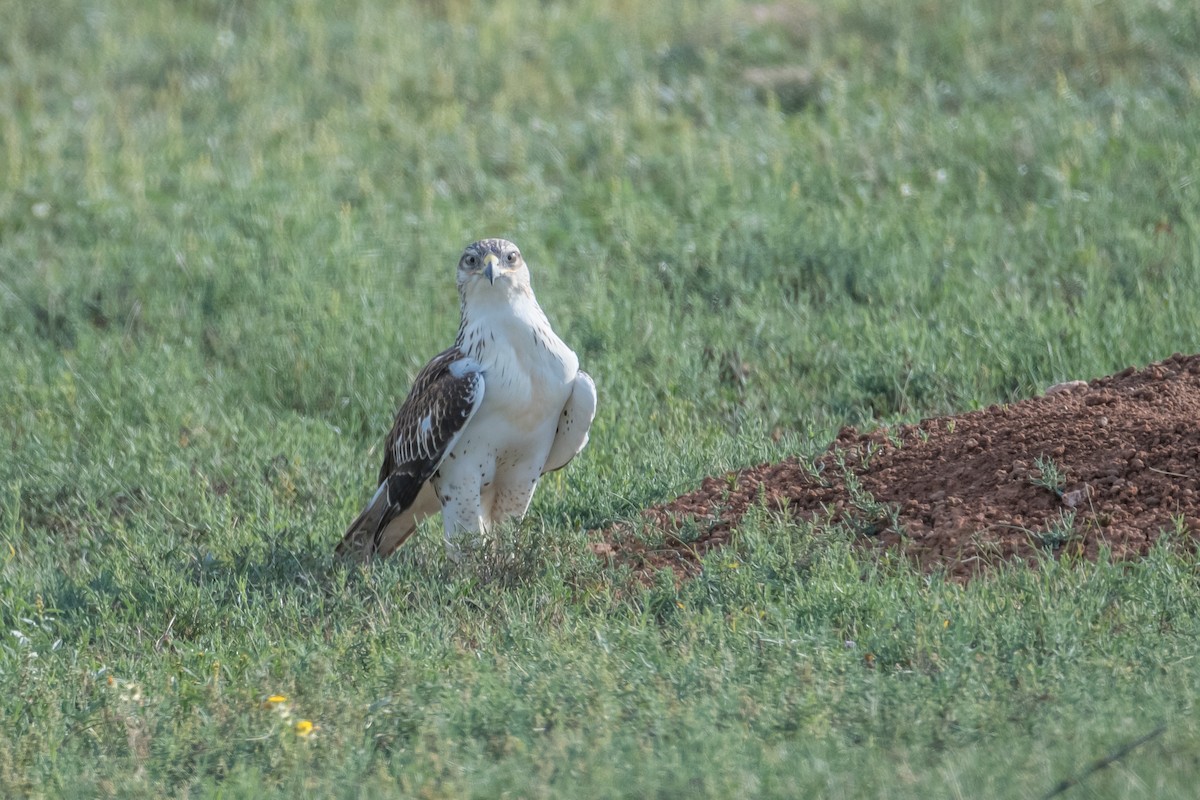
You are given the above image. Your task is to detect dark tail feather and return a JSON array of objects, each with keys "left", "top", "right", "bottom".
[
  {"left": 336, "top": 483, "right": 390, "bottom": 561},
  {"left": 339, "top": 470, "right": 432, "bottom": 560}
]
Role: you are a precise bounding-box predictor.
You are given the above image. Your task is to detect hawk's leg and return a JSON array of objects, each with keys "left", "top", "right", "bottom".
[
  {"left": 488, "top": 463, "right": 542, "bottom": 528},
  {"left": 433, "top": 471, "right": 487, "bottom": 562}
]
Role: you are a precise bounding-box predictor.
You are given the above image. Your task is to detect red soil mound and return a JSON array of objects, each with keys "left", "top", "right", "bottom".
[{"left": 593, "top": 353, "right": 1200, "bottom": 582}]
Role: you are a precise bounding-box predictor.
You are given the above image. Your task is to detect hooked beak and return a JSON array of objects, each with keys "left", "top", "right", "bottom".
[{"left": 482, "top": 252, "right": 499, "bottom": 285}]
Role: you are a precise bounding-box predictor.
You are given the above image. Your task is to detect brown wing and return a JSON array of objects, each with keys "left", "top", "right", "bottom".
[{"left": 337, "top": 347, "right": 485, "bottom": 558}]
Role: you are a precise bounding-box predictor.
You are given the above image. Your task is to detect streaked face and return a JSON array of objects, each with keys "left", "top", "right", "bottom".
[{"left": 457, "top": 238, "right": 526, "bottom": 288}]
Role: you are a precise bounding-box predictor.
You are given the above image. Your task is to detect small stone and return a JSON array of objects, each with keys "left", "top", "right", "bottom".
[
  {"left": 1061, "top": 486, "right": 1090, "bottom": 508},
  {"left": 1045, "top": 380, "right": 1088, "bottom": 395}
]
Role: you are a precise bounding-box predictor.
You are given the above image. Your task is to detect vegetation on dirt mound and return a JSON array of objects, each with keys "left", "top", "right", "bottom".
[{"left": 598, "top": 354, "right": 1200, "bottom": 582}]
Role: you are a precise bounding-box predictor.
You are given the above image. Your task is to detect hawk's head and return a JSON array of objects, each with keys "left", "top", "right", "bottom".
[{"left": 457, "top": 238, "right": 530, "bottom": 299}]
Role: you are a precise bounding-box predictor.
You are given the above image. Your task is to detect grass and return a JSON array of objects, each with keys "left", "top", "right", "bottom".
[
  {"left": 1030, "top": 455, "right": 1068, "bottom": 498},
  {"left": 2, "top": 0, "right": 1200, "bottom": 796}
]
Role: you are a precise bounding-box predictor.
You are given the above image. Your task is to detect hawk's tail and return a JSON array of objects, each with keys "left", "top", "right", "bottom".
[
  {"left": 336, "top": 482, "right": 390, "bottom": 561},
  {"left": 336, "top": 479, "right": 423, "bottom": 561}
]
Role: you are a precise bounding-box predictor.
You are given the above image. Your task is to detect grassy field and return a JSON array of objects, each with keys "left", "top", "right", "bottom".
[{"left": 3, "top": 0, "right": 1200, "bottom": 796}]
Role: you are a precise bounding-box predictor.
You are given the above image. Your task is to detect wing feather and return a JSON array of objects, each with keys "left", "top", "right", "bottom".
[
  {"left": 542, "top": 370, "right": 597, "bottom": 473},
  {"left": 337, "top": 347, "right": 484, "bottom": 559}
]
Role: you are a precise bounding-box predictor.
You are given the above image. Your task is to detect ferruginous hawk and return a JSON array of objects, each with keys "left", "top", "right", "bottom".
[{"left": 338, "top": 238, "right": 597, "bottom": 561}]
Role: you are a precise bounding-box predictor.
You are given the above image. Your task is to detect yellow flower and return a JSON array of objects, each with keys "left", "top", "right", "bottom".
[
  {"left": 294, "top": 720, "right": 314, "bottom": 736},
  {"left": 261, "top": 694, "right": 288, "bottom": 709}
]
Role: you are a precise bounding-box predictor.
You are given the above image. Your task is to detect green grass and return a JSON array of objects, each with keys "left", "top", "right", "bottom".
[{"left": 3, "top": 0, "right": 1200, "bottom": 796}]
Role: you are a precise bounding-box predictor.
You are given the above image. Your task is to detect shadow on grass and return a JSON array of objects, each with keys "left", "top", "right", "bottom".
[
  {"left": 38, "top": 520, "right": 617, "bottom": 645},
  {"left": 40, "top": 537, "right": 359, "bottom": 637}
]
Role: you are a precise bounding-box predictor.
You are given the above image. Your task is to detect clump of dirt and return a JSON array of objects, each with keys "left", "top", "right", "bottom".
[{"left": 593, "top": 353, "right": 1200, "bottom": 582}]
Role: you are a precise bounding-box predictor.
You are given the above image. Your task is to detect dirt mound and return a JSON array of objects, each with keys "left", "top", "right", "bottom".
[{"left": 593, "top": 353, "right": 1200, "bottom": 582}]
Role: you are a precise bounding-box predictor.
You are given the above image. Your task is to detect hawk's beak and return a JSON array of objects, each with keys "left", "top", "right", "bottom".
[{"left": 482, "top": 253, "right": 499, "bottom": 285}]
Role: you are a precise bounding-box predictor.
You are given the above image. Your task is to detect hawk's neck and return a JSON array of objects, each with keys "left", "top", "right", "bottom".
[{"left": 454, "top": 290, "right": 556, "bottom": 359}]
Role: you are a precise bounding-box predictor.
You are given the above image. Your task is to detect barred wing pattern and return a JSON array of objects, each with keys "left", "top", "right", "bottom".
[{"left": 337, "top": 348, "right": 484, "bottom": 559}]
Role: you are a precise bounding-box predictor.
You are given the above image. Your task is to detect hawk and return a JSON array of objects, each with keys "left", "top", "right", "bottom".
[{"left": 338, "top": 238, "right": 597, "bottom": 561}]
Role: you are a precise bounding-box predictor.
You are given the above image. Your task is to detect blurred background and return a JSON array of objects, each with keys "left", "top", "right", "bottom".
[{"left": 3, "top": 0, "right": 1200, "bottom": 573}]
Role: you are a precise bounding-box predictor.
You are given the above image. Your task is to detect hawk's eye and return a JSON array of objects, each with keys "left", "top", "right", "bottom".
[
  {"left": 464, "top": 254, "right": 478, "bottom": 268},
  {"left": 505, "top": 251, "right": 519, "bottom": 264}
]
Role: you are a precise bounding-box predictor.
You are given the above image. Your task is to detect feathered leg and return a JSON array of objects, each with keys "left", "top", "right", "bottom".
[{"left": 434, "top": 472, "right": 486, "bottom": 562}]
